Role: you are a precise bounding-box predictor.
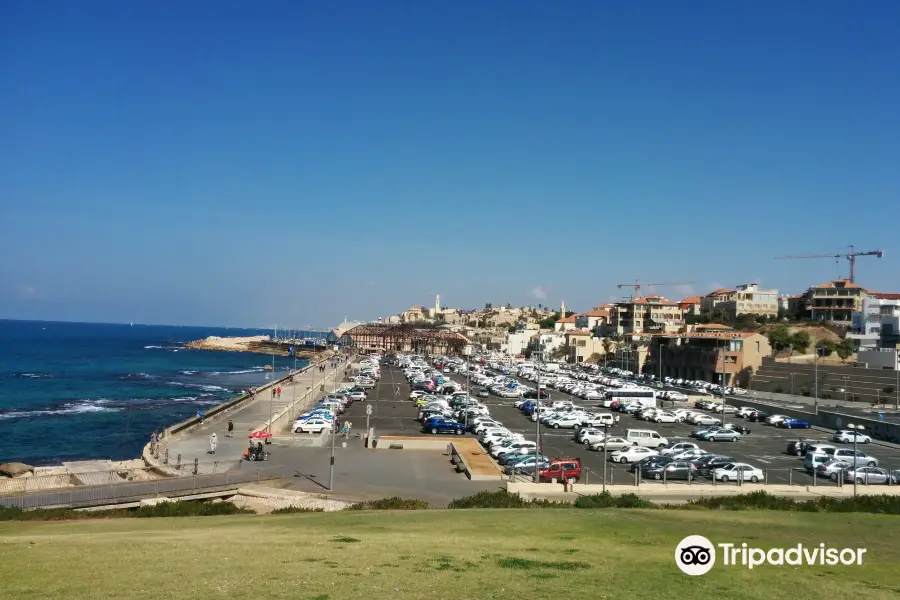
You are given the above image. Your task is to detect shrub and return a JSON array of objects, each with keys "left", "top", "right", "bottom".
[
  {"left": 574, "top": 492, "right": 657, "bottom": 509},
  {"left": 447, "top": 490, "right": 565, "bottom": 509},
  {"left": 271, "top": 506, "right": 326, "bottom": 514},
  {"left": 348, "top": 497, "right": 431, "bottom": 510},
  {"left": 0, "top": 501, "right": 253, "bottom": 521},
  {"left": 686, "top": 491, "right": 799, "bottom": 511}
]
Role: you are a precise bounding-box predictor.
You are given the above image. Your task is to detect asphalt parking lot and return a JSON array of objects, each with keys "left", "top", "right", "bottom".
[{"left": 443, "top": 368, "right": 900, "bottom": 487}]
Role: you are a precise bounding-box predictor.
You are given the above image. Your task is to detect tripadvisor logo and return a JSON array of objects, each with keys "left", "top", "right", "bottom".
[{"left": 675, "top": 535, "right": 867, "bottom": 575}]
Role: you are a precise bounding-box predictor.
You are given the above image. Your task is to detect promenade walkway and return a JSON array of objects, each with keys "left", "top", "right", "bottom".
[{"left": 152, "top": 356, "right": 351, "bottom": 474}]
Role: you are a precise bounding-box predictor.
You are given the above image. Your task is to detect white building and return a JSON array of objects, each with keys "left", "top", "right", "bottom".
[{"left": 848, "top": 295, "right": 900, "bottom": 350}]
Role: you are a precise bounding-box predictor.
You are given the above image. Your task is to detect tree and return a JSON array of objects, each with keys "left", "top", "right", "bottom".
[
  {"left": 587, "top": 352, "right": 602, "bottom": 364},
  {"left": 818, "top": 339, "right": 836, "bottom": 356},
  {"left": 767, "top": 325, "right": 792, "bottom": 353},
  {"left": 835, "top": 339, "right": 855, "bottom": 362},
  {"left": 790, "top": 331, "right": 811, "bottom": 355},
  {"left": 485, "top": 303, "right": 492, "bottom": 310},
  {"left": 601, "top": 338, "right": 613, "bottom": 360}
]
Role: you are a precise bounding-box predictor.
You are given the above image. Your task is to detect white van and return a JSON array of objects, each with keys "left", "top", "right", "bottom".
[{"left": 625, "top": 429, "right": 669, "bottom": 449}]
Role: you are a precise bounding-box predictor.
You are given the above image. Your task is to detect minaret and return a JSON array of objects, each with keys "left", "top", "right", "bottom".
[
  {"left": 435, "top": 294, "right": 441, "bottom": 314},
  {"left": 561, "top": 300, "right": 566, "bottom": 317}
]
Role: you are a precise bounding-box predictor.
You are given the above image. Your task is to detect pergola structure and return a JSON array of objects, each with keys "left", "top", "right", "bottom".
[{"left": 340, "top": 323, "right": 468, "bottom": 355}]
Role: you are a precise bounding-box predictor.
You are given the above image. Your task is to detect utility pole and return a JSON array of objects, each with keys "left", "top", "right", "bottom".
[
  {"left": 534, "top": 343, "right": 543, "bottom": 484},
  {"left": 328, "top": 414, "right": 336, "bottom": 491},
  {"left": 814, "top": 346, "right": 822, "bottom": 415}
]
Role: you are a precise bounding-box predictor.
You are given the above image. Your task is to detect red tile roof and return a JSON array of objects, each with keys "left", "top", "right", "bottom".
[
  {"left": 583, "top": 309, "right": 610, "bottom": 318},
  {"left": 811, "top": 279, "right": 868, "bottom": 291},
  {"left": 679, "top": 296, "right": 701, "bottom": 304},
  {"left": 565, "top": 329, "right": 591, "bottom": 336},
  {"left": 630, "top": 295, "right": 678, "bottom": 306},
  {"left": 876, "top": 293, "right": 900, "bottom": 300},
  {"left": 556, "top": 315, "right": 577, "bottom": 324},
  {"left": 695, "top": 324, "right": 734, "bottom": 330},
  {"left": 705, "top": 289, "right": 732, "bottom": 297}
]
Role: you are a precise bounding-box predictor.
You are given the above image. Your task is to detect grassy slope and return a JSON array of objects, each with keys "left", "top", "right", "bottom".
[{"left": 0, "top": 509, "right": 897, "bottom": 600}]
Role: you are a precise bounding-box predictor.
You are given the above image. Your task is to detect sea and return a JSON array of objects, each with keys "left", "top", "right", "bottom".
[{"left": 0, "top": 320, "right": 320, "bottom": 466}]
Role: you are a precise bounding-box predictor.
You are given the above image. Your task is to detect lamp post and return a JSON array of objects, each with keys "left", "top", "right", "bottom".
[
  {"left": 847, "top": 423, "right": 865, "bottom": 497},
  {"left": 813, "top": 345, "right": 824, "bottom": 415},
  {"left": 790, "top": 373, "right": 797, "bottom": 398},
  {"left": 533, "top": 343, "right": 543, "bottom": 484},
  {"left": 328, "top": 411, "right": 336, "bottom": 491},
  {"left": 602, "top": 422, "right": 609, "bottom": 493}
]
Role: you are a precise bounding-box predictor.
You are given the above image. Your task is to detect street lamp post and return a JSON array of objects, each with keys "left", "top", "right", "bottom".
[
  {"left": 790, "top": 373, "right": 796, "bottom": 398},
  {"left": 848, "top": 423, "right": 865, "bottom": 497},
  {"left": 328, "top": 413, "right": 336, "bottom": 491},
  {"left": 813, "top": 346, "right": 824, "bottom": 415},
  {"left": 534, "top": 344, "right": 543, "bottom": 484},
  {"left": 602, "top": 423, "right": 609, "bottom": 493}
]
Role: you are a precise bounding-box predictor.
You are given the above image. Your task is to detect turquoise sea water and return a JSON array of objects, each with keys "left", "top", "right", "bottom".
[{"left": 0, "top": 320, "right": 317, "bottom": 465}]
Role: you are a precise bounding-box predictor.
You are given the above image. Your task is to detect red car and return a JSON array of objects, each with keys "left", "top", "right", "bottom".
[{"left": 538, "top": 458, "right": 582, "bottom": 483}]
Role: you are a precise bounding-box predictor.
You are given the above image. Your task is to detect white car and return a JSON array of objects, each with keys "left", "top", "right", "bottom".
[
  {"left": 609, "top": 446, "right": 659, "bottom": 464},
  {"left": 580, "top": 430, "right": 607, "bottom": 446},
  {"left": 667, "top": 392, "right": 688, "bottom": 401},
  {"left": 347, "top": 391, "right": 367, "bottom": 401},
  {"left": 833, "top": 430, "right": 872, "bottom": 444},
  {"left": 653, "top": 411, "right": 679, "bottom": 423},
  {"left": 473, "top": 421, "right": 503, "bottom": 435},
  {"left": 693, "top": 414, "right": 722, "bottom": 426},
  {"left": 712, "top": 462, "right": 764, "bottom": 483},
  {"left": 670, "top": 449, "right": 707, "bottom": 461},
  {"left": 589, "top": 437, "right": 630, "bottom": 452},
  {"left": 294, "top": 418, "right": 330, "bottom": 434},
  {"left": 547, "top": 415, "right": 588, "bottom": 429},
  {"left": 735, "top": 407, "right": 756, "bottom": 418},
  {"left": 712, "top": 404, "right": 737, "bottom": 414},
  {"left": 492, "top": 441, "right": 537, "bottom": 459},
  {"left": 661, "top": 442, "right": 701, "bottom": 456}
]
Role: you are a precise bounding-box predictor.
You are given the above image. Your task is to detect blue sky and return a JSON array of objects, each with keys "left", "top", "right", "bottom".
[{"left": 1, "top": 1, "right": 898, "bottom": 328}]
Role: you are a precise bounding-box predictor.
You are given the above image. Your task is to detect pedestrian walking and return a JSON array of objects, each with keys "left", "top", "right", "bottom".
[
  {"left": 346, "top": 420, "right": 353, "bottom": 438},
  {"left": 271, "top": 388, "right": 275, "bottom": 399},
  {"left": 197, "top": 409, "right": 205, "bottom": 423},
  {"left": 149, "top": 431, "right": 158, "bottom": 454},
  {"left": 208, "top": 433, "right": 218, "bottom": 454},
  {"left": 277, "top": 386, "right": 282, "bottom": 399},
  {"left": 227, "top": 419, "right": 234, "bottom": 437}
]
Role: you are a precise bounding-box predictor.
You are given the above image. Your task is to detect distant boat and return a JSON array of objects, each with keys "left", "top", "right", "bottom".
[{"left": 130, "top": 322, "right": 134, "bottom": 327}]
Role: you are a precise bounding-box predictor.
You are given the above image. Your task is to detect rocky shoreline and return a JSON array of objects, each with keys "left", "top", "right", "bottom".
[{"left": 185, "top": 335, "right": 322, "bottom": 358}]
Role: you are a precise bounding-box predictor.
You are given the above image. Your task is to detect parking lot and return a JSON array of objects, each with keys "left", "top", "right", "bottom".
[{"left": 441, "top": 367, "right": 900, "bottom": 488}]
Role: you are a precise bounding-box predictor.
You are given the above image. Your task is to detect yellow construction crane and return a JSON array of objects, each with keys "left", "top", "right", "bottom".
[
  {"left": 616, "top": 281, "right": 696, "bottom": 299},
  {"left": 774, "top": 245, "right": 883, "bottom": 283}
]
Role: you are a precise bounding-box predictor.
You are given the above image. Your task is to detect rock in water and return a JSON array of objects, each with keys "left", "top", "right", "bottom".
[{"left": 0, "top": 462, "right": 34, "bottom": 477}]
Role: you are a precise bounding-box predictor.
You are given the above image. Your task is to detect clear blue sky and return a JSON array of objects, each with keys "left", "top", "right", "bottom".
[{"left": 1, "top": 1, "right": 898, "bottom": 328}]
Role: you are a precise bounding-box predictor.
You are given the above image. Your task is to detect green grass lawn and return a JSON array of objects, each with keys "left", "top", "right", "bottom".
[{"left": 0, "top": 509, "right": 897, "bottom": 600}]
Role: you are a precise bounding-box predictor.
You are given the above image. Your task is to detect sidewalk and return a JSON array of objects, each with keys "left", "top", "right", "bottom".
[{"left": 153, "top": 357, "right": 351, "bottom": 473}]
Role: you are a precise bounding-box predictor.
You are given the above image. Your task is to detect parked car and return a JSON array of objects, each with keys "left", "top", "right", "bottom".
[
  {"left": 294, "top": 418, "right": 330, "bottom": 434},
  {"left": 780, "top": 419, "right": 812, "bottom": 429},
  {"left": 815, "top": 459, "right": 853, "bottom": 481},
  {"left": 843, "top": 467, "right": 894, "bottom": 485},
  {"left": 661, "top": 442, "right": 702, "bottom": 456},
  {"left": 826, "top": 448, "right": 879, "bottom": 467},
  {"left": 423, "top": 418, "right": 465, "bottom": 435},
  {"left": 642, "top": 460, "right": 697, "bottom": 481},
  {"left": 692, "top": 414, "right": 722, "bottom": 426},
  {"left": 609, "top": 446, "right": 659, "bottom": 464},
  {"left": 722, "top": 423, "right": 751, "bottom": 435},
  {"left": 711, "top": 462, "right": 764, "bottom": 483},
  {"left": 537, "top": 458, "right": 582, "bottom": 483},
  {"left": 697, "top": 429, "right": 742, "bottom": 442},
  {"left": 833, "top": 430, "right": 872, "bottom": 444},
  {"left": 590, "top": 437, "right": 631, "bottom": 452},
  {"left": 747, "top": 410, "right": 769, "bottom": 422},
  {"left": 629, "top": 455, "right": 673, "bottom": 473},
  {"left": 695, "top": 455, "right": 736, "bottom": 475},
  {"left": 786, "top": 440, "right": 810, "bottom": 456}
]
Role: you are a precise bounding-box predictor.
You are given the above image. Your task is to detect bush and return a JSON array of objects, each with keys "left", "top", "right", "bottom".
[
  {"left": 447, "top": 490, "right": 565, "bottom": 509},
  {"left": 574, "top": 492, "right": 658, "bottom": 509},
  {"left": 348, "top": 497, "right": 431, "bottom": 510},
  {"left": 686, "top": 491, "right": 800, "bottom": 511},
  {"left": 0, "top": 500, "right": 253, "bottom": 521},
  {"left": 271, "top": 506, "right": 325, "bottom": 514},
  {"left": 683, "top": 492, "right": 900, "bottom": 514}
]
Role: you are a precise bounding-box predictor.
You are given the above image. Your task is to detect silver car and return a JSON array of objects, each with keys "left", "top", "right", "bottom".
[
  {"left": 815, "top": 460, "right": 853, "bottom": 481},
  {"left": 843, "top": 467, "right": 894, "bottom": 485}
]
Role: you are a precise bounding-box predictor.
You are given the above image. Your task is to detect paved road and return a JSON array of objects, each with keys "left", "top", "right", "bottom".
[{"left": 156, "top": 357, "right": 350, "bottom": 473}]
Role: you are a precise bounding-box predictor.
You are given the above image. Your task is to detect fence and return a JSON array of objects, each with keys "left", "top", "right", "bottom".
[
  {"left": 505, "top": 464, "right": 900, "bottom": 489},
  {"left": 0, "top": 465, "right": 285, "bottom": 509}
]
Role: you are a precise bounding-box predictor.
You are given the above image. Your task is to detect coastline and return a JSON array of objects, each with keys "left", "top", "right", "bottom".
[{"left": 185, "top": 335, "right": 322, "bottom": 358}]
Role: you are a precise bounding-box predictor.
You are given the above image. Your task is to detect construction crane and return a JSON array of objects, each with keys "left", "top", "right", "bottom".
[
  {"left": 774, "top": 245, "right": 884, "bottom": 283},
  {"left": 616, "top": 281, "right": 696, "bottom": 299}
]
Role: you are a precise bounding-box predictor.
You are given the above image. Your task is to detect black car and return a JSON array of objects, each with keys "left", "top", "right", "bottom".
[
  {"left": 748, "top": 411, "right": 769, "bottom": 422},
  {"left": 630, "top": 455, "right": 674, "bottom": 473},
  {"left": 524, "top": 390, "right": 550, "bottom": 399},
  {"left": 724, "top": 423, "right": 751, "bottom": 435},
  {"left": 696, "top": 455, "right": 736, "bottom": 475},
  {"left": 786, "top": 440, "right": 809, "bottom": 456},
  {"left": 641, "top": 461, "right": 697, "bottom": 481}
]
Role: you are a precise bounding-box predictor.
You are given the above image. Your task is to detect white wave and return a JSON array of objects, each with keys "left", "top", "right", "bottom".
[
  {"left": 144, "top": 345, "right": 164, "bottom": 349},
  {"left": 0, "top": 401, "right": 122, "bottom": 420},
  {"left": 166, "top": 381, "right": 229, "bottom": 392},
  {"left": 180, "top": 370, "right": 199, "bottom": 375},
  {"left": 17, "top": 372, "right": 53, "bottom": 379},
  {"left": 207, "top": 367, "right": 266, "bottom": 376}
]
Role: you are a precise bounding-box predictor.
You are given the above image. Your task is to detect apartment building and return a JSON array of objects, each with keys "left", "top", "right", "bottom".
[
  {"left": 609, "top": 296, "right": 683, "bottom": 335},
  {"left": 575, "top": 308, "right": 611, "bottom": 332},
  {"left": 565, "top": 330, "right": 606, "bottom": 363},
  {"left": 700, "top": 283, "right": 779, "bottom": 318},
  {"left": 848, "top": 295, "right": 900, "bottom": 350},
  {"left": 555, "top": 314, "right": 577, "bottom": 332},
  {"left": 648, "top": 327, "right": 771, "bottom": 386},
  {"left": 678, "top": 296, "right": 702, "bottom": 317},
  {"left": 794, "top": 279, "right": 874, "bottom": 325}
]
